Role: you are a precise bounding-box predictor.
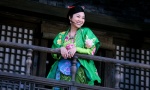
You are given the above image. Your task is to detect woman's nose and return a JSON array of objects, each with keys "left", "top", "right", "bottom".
[{"left": 79, "top": 18, "right": 84, "bottom": 22}]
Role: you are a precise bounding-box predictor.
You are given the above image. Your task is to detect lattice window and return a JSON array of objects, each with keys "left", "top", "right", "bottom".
[
  {"left": 0, "top": 25, "right": 33, "bottom": 75},
  {"left": 0, "top": 80, "right": 53, "bottom": 90},
  {"left": 116, "top": 45, "right": 150, "bottom": 90}
]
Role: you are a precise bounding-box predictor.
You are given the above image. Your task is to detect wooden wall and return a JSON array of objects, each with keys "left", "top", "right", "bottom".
[{"left": 0, "top": 0, "right": 150, "bottom": 88}]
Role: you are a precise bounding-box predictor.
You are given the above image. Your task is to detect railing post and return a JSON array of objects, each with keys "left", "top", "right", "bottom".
[
  {"left": 70, "top": 56, "right": 78, "bottom": 90},
  {"left": 26, "top": 49, "right": 33, "bottom": 75},
  {"left": 115, "top": 63, "right": 121, "bottom": 89},
  {"left": 71, "top": 56, "right": 78, "bottom": 81}
]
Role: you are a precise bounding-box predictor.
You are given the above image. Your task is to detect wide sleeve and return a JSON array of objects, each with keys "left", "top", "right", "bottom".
[
  {"left": 51, "top": 31, "right": 66, "bottom": 60},
  {"left": 76, "top": 27, "right": 100, "bottom": 55}
]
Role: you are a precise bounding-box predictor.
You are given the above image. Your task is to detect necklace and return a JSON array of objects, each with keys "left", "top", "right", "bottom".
[{"left": 69, "top": 32, "right": 76, "bottom": 40}]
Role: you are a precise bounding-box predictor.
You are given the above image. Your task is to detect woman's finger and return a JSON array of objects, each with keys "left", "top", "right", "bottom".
[
  {"left": 64, "top": 54, "right": 67, "bottom": 59},
  {"left": 67, "top": 51, "right": 72, "bottom": 58},
  {"left": 71, "top": 52, "right": 75, "bottom": 57}
]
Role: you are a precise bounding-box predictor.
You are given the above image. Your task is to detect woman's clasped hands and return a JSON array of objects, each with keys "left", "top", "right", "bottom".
[{"left": 60, "top": 46, "right": 76, "bottom": 59}]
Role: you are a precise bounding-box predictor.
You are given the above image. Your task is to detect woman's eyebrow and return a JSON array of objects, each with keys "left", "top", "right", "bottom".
[
  {"left": 76, "top": 14, "right": 85, "bottom": 17},
  {"left": 76, "top": 14, "right": 80, "bottom": 16}
]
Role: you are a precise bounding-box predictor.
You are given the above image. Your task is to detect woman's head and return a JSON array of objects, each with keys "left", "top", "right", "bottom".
[{"left": 67, "top": 6, "right": 85, "bottom": 28}]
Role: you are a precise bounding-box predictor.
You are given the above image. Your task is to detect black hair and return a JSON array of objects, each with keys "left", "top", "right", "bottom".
[{"left": 67, "top": 6, "right": 85, "bottom": 25}]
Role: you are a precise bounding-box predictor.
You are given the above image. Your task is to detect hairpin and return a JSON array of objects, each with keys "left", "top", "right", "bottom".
[
  {"left": 67, "top": 6, "right": 85, "bottom": 9},
  {"left": 67, "top": 6, "right": 75, "bottom": 9}
]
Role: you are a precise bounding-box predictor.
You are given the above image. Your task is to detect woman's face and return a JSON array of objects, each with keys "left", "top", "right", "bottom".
[{"left": 69, "top": 12, "right": 85, "bottom": 28}]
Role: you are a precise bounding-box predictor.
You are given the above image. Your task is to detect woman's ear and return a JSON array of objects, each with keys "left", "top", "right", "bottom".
[{"left": 69, "top": 16, "right": 71, "bottom": 20}]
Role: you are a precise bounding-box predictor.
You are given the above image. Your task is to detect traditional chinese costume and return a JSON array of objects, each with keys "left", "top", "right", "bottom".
[{"left": 47, "top": 27, "right": 101, "bottom": 85}]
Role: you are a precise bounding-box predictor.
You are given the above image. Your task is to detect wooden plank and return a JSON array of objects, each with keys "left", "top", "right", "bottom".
[
  {"left": 0, "top": 71, "right": 117, "bottom": 90},
  {"left": 1, "top": 40, "right": 150, "bottom": 69}
]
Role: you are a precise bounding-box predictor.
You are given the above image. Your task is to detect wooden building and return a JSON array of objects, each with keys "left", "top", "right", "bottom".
[{"left": 0, "top": 0, "right": 150, "bottom": 90}]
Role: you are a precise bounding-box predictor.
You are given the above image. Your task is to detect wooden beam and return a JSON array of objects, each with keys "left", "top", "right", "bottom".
[
  {"left": 0, "top": 0, "right": 67, "bottom": 18},
  {"left": 0, "top": 0, "right": 147, "bottom": 32}
]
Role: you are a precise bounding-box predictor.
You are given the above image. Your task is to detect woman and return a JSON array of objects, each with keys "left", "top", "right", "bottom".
[{"left": 47, "top": 5, "right": 101, "bottom": 86}]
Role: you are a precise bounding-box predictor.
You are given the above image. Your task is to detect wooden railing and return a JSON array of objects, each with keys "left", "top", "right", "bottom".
[{"left": 0, "top": 40, "right": 150, "bottom": 90}]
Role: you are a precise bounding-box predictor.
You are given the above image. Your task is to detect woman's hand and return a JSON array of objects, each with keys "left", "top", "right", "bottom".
[
  {"left": 60, "top": 47, "right": 68, "bottom": 59},
  {"left": 68, "top": 47, "right": 76, "bottom": 58}
]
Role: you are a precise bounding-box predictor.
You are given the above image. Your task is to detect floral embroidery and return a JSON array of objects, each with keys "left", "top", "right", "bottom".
[
  {"left": 57, "top": 39, "right": 61, "bottom": 45},
  {"left": 65, "top": 36, "right": 69, "bottom": 42},
  {"left": 59, "top": 60, "right": 71, "bottom": 75},
  {"left": 85, "top": 39, "right": 94, "bottom": 48},
  {"left": 85, "top": 35, "right": 96, "bottom": 49},
  {"left": 91, "top": 47, "right": 96, "bottom": 55},
  {"left": 66, "top": 43, "right": 74, "bottom": 50},
  {"left": 56, "top": 31, "right": 66, "bottom": 45},
  {"left": 61, "top": 31, "right": 65, "bottom": 34}
]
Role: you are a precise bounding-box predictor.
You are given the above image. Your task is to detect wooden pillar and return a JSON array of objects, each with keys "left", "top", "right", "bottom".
[
  {"left": 115, "top": 63, "right": 121, "bottom": 89},
  {"left": 103, "top": 50, "right": 115, "bottom": 88},
  {"left": 70, "top": 56, "right": 78, "bottom": 90},
  {"left": 71, "top": 56, "right": 78, "bottom": 81},
  {"left": 38, "top": 39, "right": 48, "bottom": 77},
  {"left": 26, "top": 49, "right": 33, "bottom": 75}
]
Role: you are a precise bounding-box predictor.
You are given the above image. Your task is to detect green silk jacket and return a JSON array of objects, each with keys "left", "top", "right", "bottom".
[{"left": 47, "top": 27, "right": 101, "bottom": 85}]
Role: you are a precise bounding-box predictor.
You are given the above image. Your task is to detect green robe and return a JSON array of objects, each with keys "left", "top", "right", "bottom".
[{"left": 47, "top": 27, "right": 101, "bottom": 85}]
